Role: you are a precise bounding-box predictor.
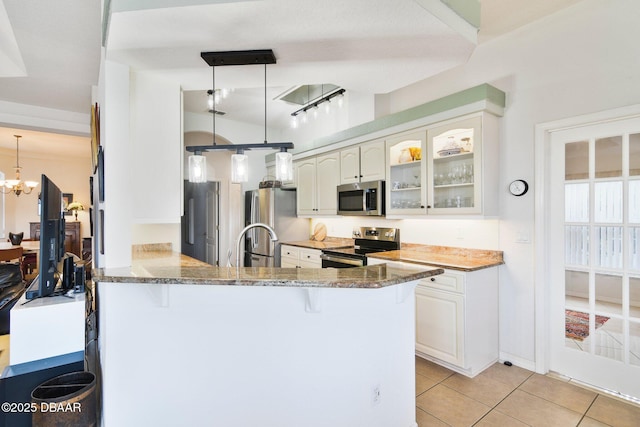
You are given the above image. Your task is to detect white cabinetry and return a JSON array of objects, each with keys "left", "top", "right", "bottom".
[
  {"left": 340, "top": 140, "right": 386, "bottom": 184},
  {"left": 427, "top": 114, "right": 498, "bottom": 215},
  {"left": 416, "top": 267, "right": 498, "bottom": 377},
  {"left": 281, "top": 245, "right": 322, "bottom": 268},
  {"left": 296, "top": 152, "right": 340, "bottom": 216},
  {"left": 367, "top": 258, "right": 498, "bottom": 377},
  {"left": 386, "top": 131, "right": 428, "bottom": 215},
  {"left": 385, "top": 112, "right": 499, "bottom": 217}
]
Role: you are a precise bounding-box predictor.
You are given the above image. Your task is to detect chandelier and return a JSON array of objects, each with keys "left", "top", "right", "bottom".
[
  {"left": 186, "top": 49, "right": 294, "bottom": 184},
  {"left": 0, "top": 135, "right": 38, "bottom": 196}
]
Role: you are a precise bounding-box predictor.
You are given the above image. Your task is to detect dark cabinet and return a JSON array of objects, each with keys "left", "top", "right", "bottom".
[{"left": 30, "top": 221, "right": 82, "bottom": 257}]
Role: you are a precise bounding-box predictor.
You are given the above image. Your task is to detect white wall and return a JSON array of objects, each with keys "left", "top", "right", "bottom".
[
  {"left": 100, "top": 60, "right": 132, "bottom": 268},
  {"left": 99, "top": 280, "right": 418, "bottom": 427},
  {"left": 0, "top": 147, "right": 92, "bottom": 240},
  {"left": 313, "top": 217, "right": 500, "bottom": 250},
  {"left": 383, "top": 0, "right": 640, "bottom": 366}
]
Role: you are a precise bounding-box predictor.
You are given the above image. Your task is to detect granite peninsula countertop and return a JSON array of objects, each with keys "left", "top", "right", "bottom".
[
  {"left": 282, "top": 239, "right": 503, "bottom": 271},
  {"left": 93, "top": 248, "right": 443, "bottom": 289},
  {"left": 367, "top": 244, "right": 504, "bottom": 272},
  {"left": 281, "top": 237, "right": 354, "bottom": 250}
]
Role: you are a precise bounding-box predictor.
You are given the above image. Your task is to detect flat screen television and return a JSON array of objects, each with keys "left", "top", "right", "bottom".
[{"left": 25, "top": 174, "right": 66, "bottom": 300}]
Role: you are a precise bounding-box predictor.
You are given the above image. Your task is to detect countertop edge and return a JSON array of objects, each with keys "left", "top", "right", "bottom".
[
  {"left": 367, "top": 254, "right": 504, "bottom": 272},
  {"left": 93, "top": 265, "right": 444, "bottom": 289}
]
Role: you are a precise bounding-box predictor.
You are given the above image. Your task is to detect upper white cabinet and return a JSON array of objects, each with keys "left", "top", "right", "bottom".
[
  {"left": 297, "top": 152, "right": 340, "bottom": 216},
  {"left": 386, "top": 131, "right": 428, "bottom": 215},
  {"left": 340, "top": 140, "right": 386, "bottom": 184},
  {"left": 430, "top": 113, "right": 499, "bottom": 216},
  {"left": 385, "top": 112, "right": 499, "bottom": 217}
]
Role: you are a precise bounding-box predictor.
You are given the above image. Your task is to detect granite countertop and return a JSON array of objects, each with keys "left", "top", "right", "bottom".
[
  {"left": 368, "top": 244, "right": 504, "bottom": 272},
  {"left": 93, "top": 246, "right": 442, "bottom": 289},
  {"left": 282, "top": 237, "right": 354, "bottom": 250}
]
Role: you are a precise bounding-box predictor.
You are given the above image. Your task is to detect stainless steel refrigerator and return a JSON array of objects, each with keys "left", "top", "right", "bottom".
[
  {"left": 182, "top": 180, "right": 220, "bottom": 266},
  {"left": 244, "top": 188, "right": 308, "bottom": 267}
]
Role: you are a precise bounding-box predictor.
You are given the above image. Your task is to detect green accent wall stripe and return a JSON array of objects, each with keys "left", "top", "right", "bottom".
[
  {"left": 441, "top": 0, "right": 481, "bottom": 28},
  {"left": 266, "top": 84, "right": 505, "bottom": 163}
]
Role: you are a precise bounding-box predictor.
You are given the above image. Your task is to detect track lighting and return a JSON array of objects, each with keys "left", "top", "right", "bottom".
[{"left": 290, "top": 88, "right": 345, "bottom": 128}]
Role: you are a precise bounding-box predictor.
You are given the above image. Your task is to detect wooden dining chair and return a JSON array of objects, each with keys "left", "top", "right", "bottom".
[{"left": 0, "top": 246, "right": 23, "bottom": 263}]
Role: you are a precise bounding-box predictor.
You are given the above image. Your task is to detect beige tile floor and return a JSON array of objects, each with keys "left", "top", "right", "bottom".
[
  {"left": 2, "top": 337, "right": 639, "bottom": 426},
  {"left": 416, "top": 356, "right": 640, "bottom": 427}
]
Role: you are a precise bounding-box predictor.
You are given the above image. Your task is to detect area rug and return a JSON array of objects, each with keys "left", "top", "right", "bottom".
[{"left": 565, "top": 310, "right": 609, "bottom": 341}]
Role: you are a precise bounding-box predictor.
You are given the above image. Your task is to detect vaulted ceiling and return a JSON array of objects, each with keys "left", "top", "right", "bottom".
[{"left": 0, "top": 0, "right": 584, "bottom": 153}]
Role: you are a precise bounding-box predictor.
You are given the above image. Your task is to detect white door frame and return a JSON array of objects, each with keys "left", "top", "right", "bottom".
[{"left": 534, "top": 103, "right": 640, "bottom": 374}]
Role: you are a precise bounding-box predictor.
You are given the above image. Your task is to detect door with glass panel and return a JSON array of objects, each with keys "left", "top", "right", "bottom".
[{"left": 549, "top": 117, "right": 640, "bottom": 398}]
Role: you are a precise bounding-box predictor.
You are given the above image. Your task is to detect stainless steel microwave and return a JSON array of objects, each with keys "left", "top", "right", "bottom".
[{"left": 337, "top": 180, "right": 385, "bottom": 216}]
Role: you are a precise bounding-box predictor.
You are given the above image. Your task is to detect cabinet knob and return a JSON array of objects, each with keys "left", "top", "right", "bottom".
[
  {"left": 430, "top": 277, "right": 436, "bottom": 282},
  {"left": 354, "top": 175, "right": 358, "bottom": 178},
  {"left": 359, "top": 175, "right": 363, "bottom": 178}
]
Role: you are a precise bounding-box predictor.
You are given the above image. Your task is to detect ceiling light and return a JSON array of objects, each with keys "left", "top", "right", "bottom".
[
  {"left": 187, "top": 50, "right": 294, "bottom": 184},
  {"left": 0, "top": 135, "right": 38, "bottom": 196},
  {"left": 188, "top": 152, "right": 207, "bottom": 183},
  {"left": 275, "top": 150, "right": 293, "bottom": 181},
  {"left": 231, "top": 150, "right": 248, "bottom": 183},
  {"left": 289, "top": 88, "right": 346, "bottom": 127}
]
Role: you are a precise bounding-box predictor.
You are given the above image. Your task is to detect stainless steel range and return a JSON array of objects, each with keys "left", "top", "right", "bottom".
[{"left": 320, "top": 227, "right": 400, "bottom": 268}]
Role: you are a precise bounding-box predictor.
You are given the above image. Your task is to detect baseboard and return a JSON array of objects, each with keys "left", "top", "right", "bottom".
[{"left": 499, "top": 351, "right": 536, "bottom": 372}]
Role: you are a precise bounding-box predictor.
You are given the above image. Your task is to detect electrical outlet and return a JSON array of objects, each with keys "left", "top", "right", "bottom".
[{"left": 372, "top": 386, "right": 381, "bottom": 405}]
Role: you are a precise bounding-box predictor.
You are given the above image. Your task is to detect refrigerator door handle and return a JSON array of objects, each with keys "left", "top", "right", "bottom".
[
  {"left": 252, "top": 192, "right": 260, "bottom": 249},
  {"left": 187, "top": 198, "right": 195, "bottom": 244}
]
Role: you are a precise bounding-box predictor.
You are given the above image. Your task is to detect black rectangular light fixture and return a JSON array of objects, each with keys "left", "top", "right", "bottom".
[
  {"left": 200, "top": 49, "right": 277, "bottom": 67},
  {"left": 187, "top": 49, "right": 294, "bottom": 184}
]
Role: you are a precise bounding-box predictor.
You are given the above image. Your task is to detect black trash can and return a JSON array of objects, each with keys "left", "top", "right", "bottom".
[{"left": 31, "top": 371, "right": 96, "bottom": 427}]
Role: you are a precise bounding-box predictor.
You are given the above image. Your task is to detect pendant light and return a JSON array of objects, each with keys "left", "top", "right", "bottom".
[{"left": 186, "top": 50, "right": 294, "bottom": 184}]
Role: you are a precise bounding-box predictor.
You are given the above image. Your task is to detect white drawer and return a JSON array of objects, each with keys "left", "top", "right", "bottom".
[
  {"left": 299, "top": 248, "right": 322, "bottom": 262},
  {"left": 419, "top": 271, "right": 465, "bottom": 293},
  {"left": 281, "top": 245, "right": 300, "bottom": 259}
]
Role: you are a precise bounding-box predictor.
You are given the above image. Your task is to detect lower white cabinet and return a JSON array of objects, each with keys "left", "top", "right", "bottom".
[
  {"left": 367, "top": 258, "right": 498, "bottom": 377},
  {"left": 416, "top": 267, "right": 498, "bottom": 377},
  {"left": 280, "top": 245, "right": 322, "bottom": 268}
]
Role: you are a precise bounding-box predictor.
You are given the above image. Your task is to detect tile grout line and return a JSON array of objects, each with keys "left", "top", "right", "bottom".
[
  {"left": 469, "top": 371, "right": 536, "bottom": 426},
  {"left": 575, "top": 394, "right": 601, "bottom": 427}
]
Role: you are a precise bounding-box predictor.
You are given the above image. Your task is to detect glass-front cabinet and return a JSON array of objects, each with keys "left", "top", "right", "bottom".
[
  {"left": 386, "top": 131, "right": 427, "bottom": 215},
  {"left": 427, "top": 116, "right": 483, "bottom": 214},
  {"left": 384, "top": 112, "right": 499, "bottom": 217}
]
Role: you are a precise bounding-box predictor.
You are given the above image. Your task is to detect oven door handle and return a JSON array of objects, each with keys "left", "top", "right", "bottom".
[{"left": 320, "top": 254, "right": 364, "bottom": 267}]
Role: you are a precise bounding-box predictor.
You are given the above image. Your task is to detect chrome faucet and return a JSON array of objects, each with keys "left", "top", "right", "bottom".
[{"left": 235, "top": 223, "right": 279, "bottom": 267}]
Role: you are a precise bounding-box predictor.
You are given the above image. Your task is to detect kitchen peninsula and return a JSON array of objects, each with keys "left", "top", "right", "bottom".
[{"left": 93, "top": 246, "right": 443, "bottom": 427}]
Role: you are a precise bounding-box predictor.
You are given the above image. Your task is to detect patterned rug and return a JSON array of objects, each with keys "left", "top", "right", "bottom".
[{"left": 565, "top": 310, "right": 609, "bottom": 341}]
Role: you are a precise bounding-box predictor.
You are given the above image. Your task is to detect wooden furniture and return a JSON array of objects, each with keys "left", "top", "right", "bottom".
[
  {"left": 0, "top": 246, "right": 23, "bottom": 263},
  {"left": 30, "top": 221, "right": 81, "bottom": 257}
]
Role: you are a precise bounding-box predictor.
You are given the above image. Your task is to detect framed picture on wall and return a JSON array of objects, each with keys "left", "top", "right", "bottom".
[
  {"left": 62, "top": 193, "right": 73, "bottom": 215},
  {"left": 91, "top": 102, "right": 100, "bottom": 173},
  {"left": 89, "top": 176, "right": 94, "bottom": 205},
  {"left": 98, "top": 146, "right": 105, "bottom": 202}
]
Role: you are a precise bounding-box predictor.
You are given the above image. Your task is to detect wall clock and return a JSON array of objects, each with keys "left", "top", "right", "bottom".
[{"left": 509, "top": 179, "right": 529, "bottom": 196}]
